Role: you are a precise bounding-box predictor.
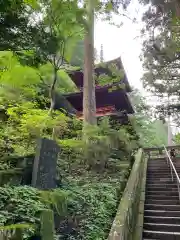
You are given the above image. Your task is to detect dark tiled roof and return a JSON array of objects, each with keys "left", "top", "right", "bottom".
[
  {"left": 67, "top": 57, "right": 132, "bottom": 92},
  {"left": 63, "top": 87, "right": 134, "bottom": 114}
]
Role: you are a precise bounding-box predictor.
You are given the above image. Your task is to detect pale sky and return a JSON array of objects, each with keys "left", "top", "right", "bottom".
[
  {"left": 95, "top": 3, "right": 178, "bottom": 135},
  {"left": 94, "top": 0, "right": 145, "bottom": 91}
]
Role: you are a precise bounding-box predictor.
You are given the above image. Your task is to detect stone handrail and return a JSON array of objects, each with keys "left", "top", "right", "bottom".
[{"left": 108, "top": 149, "right": 144, "bottom": 240}]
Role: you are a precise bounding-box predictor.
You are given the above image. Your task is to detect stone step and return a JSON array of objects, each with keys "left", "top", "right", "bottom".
[
  {"left": 148, "top": 158, "right": 166, "bottom": 161},
  {"left": 146, "top": 173, "right": 173, "bottom": 176},
  {"left": 148, "top": 161, "right": 172, "bottom": 162},
  {"left": 149, "top": 161, "right": 176, "bottom": 163},
  {"left": 146, "top": 175, "right": 177, "bottom": 177},
  {"left": 144, "top": 216, "right": 180, "bottom": 224},
  {"left": 144, "top": 223, "right": 180, "bottom": 232},
  {"left": 146, "top": 181, "right": 175, "bottom": 184},
  {"left": 147, "top": 163, "right": 169, "bottom": 165},
  {"left": 147, "top": 174, "right": 174, "bottom": 177},
  {"left": 146, "top": 191, "right": 179, "bottom": 196},
  {"left": 146, "top": 176, "right": 173, "bottom": 178},
  {"left": 146, "top": 177, "right": 174, "bottom": 180},
  {"left": 146, "top": 177, "right": 176, "bottom": 180},
  {"left": 146, "top": 179, "right": 177, "bottom": 182},
  {"left": 148, "top": 164, "right": 180, "bottom": 166},
  {"left": 146, "top": 182, "right": 175, "bottom": 185},
  {"left": 147, "top": 171, "right": 180, "bottom": 173},
  {"left": 147, "top": 170, "right": 178, "bottom": 173},
  {"left": 147, "top": 165, "right": 168, "bottom": 167},
  {"left": 147, "top": 165, "right": 168, "bottom": 168},
  {"left": 146, "top": 179, "right": 174, "bottom": 183},
  {"left": 147, "top": 176, "right": 180, "bottom": 178},
  {"left": 147, "top": 169, "right": 180, "bottom": 171},
  {"left": 143, "top": 230, "right": 180, "bottom": 239},
  {"left": 146, "top": 178, "right": 177, "bottom": 181},
  {"left": 144, "top": 209, "right": 180, "bottom": 217},
  {"left": 146, "top": 183, "right": 177, "bottom": 187},
  {"left": 147, "top": 164, "right": 178, "bottom": 167},
  {"left": 145, "top": 195, "right": 179, "bottom": 200},
  {"left": 147, "top": 163, "right": 168, "bottom": 166},
  {"left": 147, "top": 167, "right": 169, "bottom": 170},
  {"left": 147, "top": 165, "right": 179, "bottom": 167},
  {"left": 145, "top": 199, "right": 180, "bottom": 205},
  {"left": 146, "top": 187, "right": 178, "bottom": 191},
  {"left": 148, "top": 163, "right": 168, "bottom": 165},
  {"left": 146, "top": 172, "right": 177, "bottom": 175},
  {"left": 145, "top": 204, "right": 180, "bottom": 211},
  {"left": 144, "top": 156, "right": 180, "bottom": 238}
]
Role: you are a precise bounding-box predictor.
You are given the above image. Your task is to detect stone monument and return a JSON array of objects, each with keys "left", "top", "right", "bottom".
[{"left": 31, "top": 138, "right": 60, "bottom": 189}]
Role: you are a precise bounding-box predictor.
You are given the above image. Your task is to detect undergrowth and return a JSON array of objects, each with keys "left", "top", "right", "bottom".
[
  {"left": 0, "top": 161, "right": 129, "bottom": 240},
  {"left": 0, "top": 119, "right": 132, "bottom": 239}
]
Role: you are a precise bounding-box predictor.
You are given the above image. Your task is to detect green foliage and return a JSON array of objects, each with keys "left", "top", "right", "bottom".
[
  {"left": 130, "top": 90, "right": 168, "bottom": 147},
  {"left": 0, "top": 0, "right": 42, "bottom": 51},
  {"left": 39, "top": 190, "right": 68, "bottom": 216},
  {"left": 174, "top": 133, "right": 180, "bottom": 144},
  {"left": 40, "top": 210, "right": 54, "bottom": 240},
  {"left": 55, "top": 117, "right": 133, "bottom": 239},
  {"left": 67, "top": 183, "right": 120, "bottom": 240},
  {"left": 0, "top": 223, "right": 33, "bottom": 240},
  {"left": 0, "top": 187, "right": 71, "bottom": 239},
  {"left": 132, "top": 116, "right": 168, "bottom": 147},
  {"left": 38, "top": 64, "right": 78, "bottom": 93},
  {"left": 8, "top": 104, "right": 68, "bottom": 138},
  {"left": 70, "top": 40, "right": 85, "bottom": 67},
  {"left": 59, "top": 118, "right": 136, "bottom": 171},
  {"left": 0, "top": 176, "right": 130, "bottom": 240},
  {"left": 57, "top": 170, "right": 129, "bottom": 240},
  {"left": 96, "top": 62, "right": 125, "bottom": 87},
  {"left": 0, "top": 186, "right": 46, "bottom": 238},
  {"left": 0, "top": 2, "right": 157, "bottom": 240},
  {"left": 141, "top": 0, "right": 180, "bottom": 124},
  {"left": 0, "top": 51, "right": 41, "bottom": 101},
  {"left": 0, "top": 102, "right": 69, "bottom": 155}
]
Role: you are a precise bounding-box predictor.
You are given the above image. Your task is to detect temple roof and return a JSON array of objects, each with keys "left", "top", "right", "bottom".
[
  {"left": 67, "top": 57, "right": 132, "bottom": 92},
  {"left": 63, "top": 86, "right": 134, "bottom": 114}
]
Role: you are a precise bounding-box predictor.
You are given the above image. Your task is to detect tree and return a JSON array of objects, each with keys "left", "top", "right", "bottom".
[
  {"left": 4, "top": 0, "right": 84, "bottom": 116},
  {"left": 8, "top": 0, "right": 85, "bottom": 140},
  {"left": 0, "top": 0, "right": 40, "bottom": 51},
  {"left": 130, "top": 89, "right": 168, "bottom": 147},
  {"left": 32, "top": 1, "right": 84, "bottom": 116},
  {"left": 69, "top": 40, "right": 84, "bottom": 67},
  {"left": 83, "top": 0, "right": 131, "bottom": 127},
  {"left": 70, "top": 40, "right": 99, "bottom": 67},
  {"left": 100, "top": 44, "right": 104, "bottom": 63},
  {"left": 83, "top": 0, "right": 97, "bottom": 126},
  {"left": 140, "top": 0, "right": 180, "bottom": 126}
]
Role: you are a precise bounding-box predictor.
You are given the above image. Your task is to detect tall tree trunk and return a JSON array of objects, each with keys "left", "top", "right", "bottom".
[
  {"left": 49, "top": 67, "right": 58, "bottom": 140},
  {"left": 83, "top": 0, "right": 96, "bottom": 127},
  {"left": 175, "top": 0, "right": 180, "bottom": 17}
]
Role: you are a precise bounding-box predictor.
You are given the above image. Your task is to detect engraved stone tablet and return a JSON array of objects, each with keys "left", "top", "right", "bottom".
[{"left": 31, "top": 138, "right": 60, "bottom": 189}]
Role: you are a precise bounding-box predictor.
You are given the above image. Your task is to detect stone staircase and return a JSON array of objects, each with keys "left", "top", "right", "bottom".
[{"left": 143, "top": 156, "right": 180, "bottom": 239}]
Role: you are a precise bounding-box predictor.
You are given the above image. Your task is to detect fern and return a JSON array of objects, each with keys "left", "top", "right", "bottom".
[{"left": 39, "top": 189, "right": 68, "bottom": 215}]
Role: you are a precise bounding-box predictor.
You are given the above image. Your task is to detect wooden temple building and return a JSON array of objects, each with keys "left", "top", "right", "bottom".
[{"left": 61, "top": 57, "right": 134, "bottom": 124}]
